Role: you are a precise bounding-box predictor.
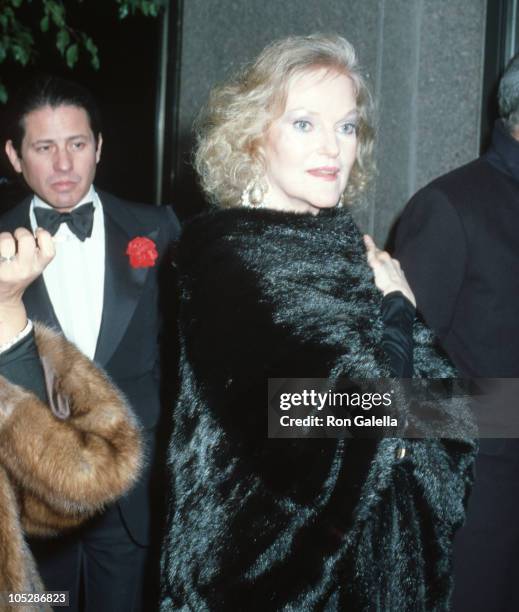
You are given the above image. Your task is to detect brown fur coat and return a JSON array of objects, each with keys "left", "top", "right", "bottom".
[{"left": 0, "top": 324, "right": 142, "bottom": 610}]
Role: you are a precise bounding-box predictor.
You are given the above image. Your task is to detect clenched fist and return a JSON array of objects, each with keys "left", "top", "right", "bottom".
[
  {"left": 0, "top": 228, "right": 55, "bottom": 306},
  {"left": 0, "top": 228, "right": 55, "bottom": 345}
]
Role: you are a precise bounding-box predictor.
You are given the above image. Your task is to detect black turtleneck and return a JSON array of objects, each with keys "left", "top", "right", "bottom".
[{"left": 483, "top": 119, "right": 519, "bottom": 182}]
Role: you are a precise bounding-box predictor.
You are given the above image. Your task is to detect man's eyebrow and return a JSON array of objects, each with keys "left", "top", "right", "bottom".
[{"left": 30, "top": 134, "right": 89, "bottom": 145}]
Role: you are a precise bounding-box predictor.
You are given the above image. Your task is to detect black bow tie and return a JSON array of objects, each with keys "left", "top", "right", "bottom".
[{"left": 34, "top": 202, "right": 95, "bottom": 241}]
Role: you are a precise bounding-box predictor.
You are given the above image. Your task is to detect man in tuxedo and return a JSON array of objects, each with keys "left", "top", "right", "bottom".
[
  {"left": 2, "top": 76, "right": 180, "bottom": 611},
  {"left": 394, "top": 54, "right": 519, "bottom": 612}
]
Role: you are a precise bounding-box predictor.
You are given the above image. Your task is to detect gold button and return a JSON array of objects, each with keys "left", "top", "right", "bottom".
[{"left": 395, "top": 446, "right": 406, "bottom": 460}]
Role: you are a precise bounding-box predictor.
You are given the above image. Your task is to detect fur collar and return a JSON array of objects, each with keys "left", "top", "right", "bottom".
[{"left": 178, "top": 206, "right": 452, "bottom": 382}]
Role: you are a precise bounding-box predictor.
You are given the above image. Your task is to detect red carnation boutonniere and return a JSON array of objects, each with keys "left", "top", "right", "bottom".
[{"left": 126, "top": 237, "right": 159, "bottom": 268}]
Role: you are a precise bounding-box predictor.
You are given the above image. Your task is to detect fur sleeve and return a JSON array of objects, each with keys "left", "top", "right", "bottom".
[{"left": 0, "top": 325, "right": 142, "bottom": 532}]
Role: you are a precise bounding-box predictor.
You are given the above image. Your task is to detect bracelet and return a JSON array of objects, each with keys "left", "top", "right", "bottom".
[{"left": 0, "top": 320, "right": 33, "bottom": 354}]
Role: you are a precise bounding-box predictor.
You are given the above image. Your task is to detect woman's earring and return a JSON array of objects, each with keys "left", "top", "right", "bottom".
[
  {"left": 337, "top": 192, "right": 346, "bottom": 208},
  {"left": 241, "top": 177, "right": 267, "bottom": 208}
]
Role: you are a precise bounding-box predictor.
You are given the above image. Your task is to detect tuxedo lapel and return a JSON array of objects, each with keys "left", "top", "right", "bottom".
[
  {"left": 24, "top": 276, "right": 61, "bottom": 329},
  {"left": 1, "top": 198, "right": 61, "bottom": 329},
  {"left": 94, "top": 194, "right": 157, "bottom": 366}
]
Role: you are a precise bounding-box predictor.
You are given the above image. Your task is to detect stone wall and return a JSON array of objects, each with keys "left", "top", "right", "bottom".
[{"left": 171, "top": 0, "right": 487, "bottom": 242}]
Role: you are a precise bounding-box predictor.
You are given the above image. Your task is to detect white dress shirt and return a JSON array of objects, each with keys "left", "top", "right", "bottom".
[{"left": 30, "top": 187, "right": 106, "bottom": 359}]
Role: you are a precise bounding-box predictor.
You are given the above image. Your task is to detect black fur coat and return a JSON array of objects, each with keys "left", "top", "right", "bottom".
[{"left": 160, "top": 207, "right": 475, "bottom": 612}]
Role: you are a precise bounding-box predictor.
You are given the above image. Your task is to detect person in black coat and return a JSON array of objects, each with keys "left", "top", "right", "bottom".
[
  {"left": 160, "top": 34, "right": 475, "bottom": 611},
  {"left": 2, "top": 76, "right": 179, "bottom": 612},
  {"left": 394, "top": 52, "right": 519, "bottom": 612}
]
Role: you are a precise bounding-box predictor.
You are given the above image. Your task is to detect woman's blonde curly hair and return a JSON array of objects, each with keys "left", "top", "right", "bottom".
[{"left": 194, "top": 33, "right": 375, "bottom": 208}]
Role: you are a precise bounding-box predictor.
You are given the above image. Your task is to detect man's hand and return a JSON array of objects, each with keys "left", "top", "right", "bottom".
[
  {"left": 0, "top": 228, "right": 55, "bottom": 306},
  {"left": 363, "top": 234, "right": 416, "bottom": 307}
]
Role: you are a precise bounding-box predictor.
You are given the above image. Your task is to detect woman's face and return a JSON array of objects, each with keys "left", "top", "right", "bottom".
[{"left": 261, "top": 68, "right": 358, "bottom": 213}]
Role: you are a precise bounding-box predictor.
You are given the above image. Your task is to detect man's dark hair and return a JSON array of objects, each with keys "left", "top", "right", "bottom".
[{"left": 8, "top": 75, "right": 102, "bottom": 154}]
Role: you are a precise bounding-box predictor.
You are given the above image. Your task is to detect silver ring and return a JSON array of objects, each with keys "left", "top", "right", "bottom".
[{"left": 0, "top": 255, "right": 15, "bottom": 263}]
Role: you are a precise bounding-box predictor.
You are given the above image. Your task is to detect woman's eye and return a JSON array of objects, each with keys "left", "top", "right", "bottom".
[
  {"left": 293, "top": 119, "right": 312, "bottom": 132},
  {"left": 339, "top": 122, "right": 358, "bottom": 135}
]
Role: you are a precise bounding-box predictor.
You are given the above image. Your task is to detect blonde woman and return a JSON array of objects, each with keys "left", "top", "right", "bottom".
[{"left": 160, "top": 34, "right": 474, "bottom": 611}]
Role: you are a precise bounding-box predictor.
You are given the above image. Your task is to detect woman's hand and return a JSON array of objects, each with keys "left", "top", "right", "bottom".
[
  {"left": 0, "top": 228, "right": 55, "bottom": 305},
  {"left": 363, "top": 234, "right": 416, "bottom": 307},
  {"left": 0, "top": 228, "right": 55, "bottom": 344}
]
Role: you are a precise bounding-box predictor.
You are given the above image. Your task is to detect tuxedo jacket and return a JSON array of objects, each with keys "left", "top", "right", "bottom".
[{"left": 0, "top": 189, "right": 180, "bottom": 545}]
